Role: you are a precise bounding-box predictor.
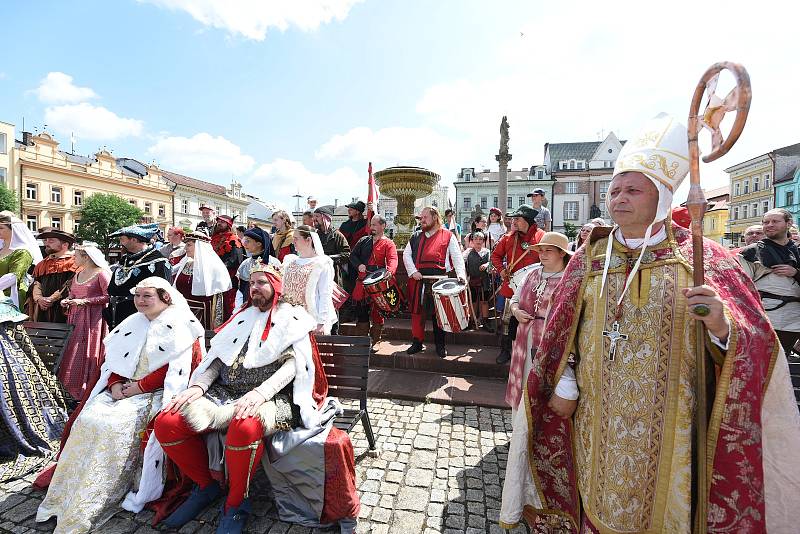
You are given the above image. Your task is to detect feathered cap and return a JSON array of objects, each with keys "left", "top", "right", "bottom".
[{"left": 109, "top": 222, "right": 161, "bottom": 242}]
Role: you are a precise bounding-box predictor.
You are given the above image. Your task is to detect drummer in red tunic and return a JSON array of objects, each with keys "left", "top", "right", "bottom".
[
  {"left": 490, "top": 205, "right": 544, "bottom": 364},
  {"left": 403, "top": 206, "right": 466, "bottom": 358},
  {"left": 350, "top": 214, "right": 398, "bottom": 351}
]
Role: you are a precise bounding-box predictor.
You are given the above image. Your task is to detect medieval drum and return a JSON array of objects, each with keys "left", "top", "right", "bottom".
[
  {"left": 432, "top": 278, "right": 471, "bottom": 333},
  {"left": 510, "top": 263, "right": 537, "bottom": 294},
  {"left": 363, "top": 268, "right": 403, "bottom": 314}
]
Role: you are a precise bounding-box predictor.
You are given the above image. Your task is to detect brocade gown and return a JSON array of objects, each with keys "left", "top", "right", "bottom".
[{"left": 0, "top": 298, "right": 69, "bottom": 482}]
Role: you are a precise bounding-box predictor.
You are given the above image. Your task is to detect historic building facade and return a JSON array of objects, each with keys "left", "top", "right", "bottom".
[
  {"left": 725, "top": 143, "right": 800, "bottom": 245},
  {"left": 0, "top": 121, "right": 14, "bottom": 189},
  {"left": 774, "top": 164, "right": 800, "bottom": 229},
  {"left": 160, "top": 169, "right": 249, "bottom": 230},
  {"left": 13, "top": 132, "right": 173, "bottom": 233},
  {"left": 544, "top": 132, "right": 624, "bottom": 231},
  {"left": 453, "top": 166, "right": 552, "bottom": 230}
]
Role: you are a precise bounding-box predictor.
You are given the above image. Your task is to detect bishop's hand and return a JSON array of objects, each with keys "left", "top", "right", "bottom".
[
  {"left": 548, "top": 394, "right": 577, "bottom": 419},
  {"left": 683, "top": 285, "right": 729, "bottom": 343}
]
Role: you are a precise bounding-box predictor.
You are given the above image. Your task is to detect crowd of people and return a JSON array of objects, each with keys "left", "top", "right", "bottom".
[
  {"left": 0, "top": 205, "right": 368, "bottom": 533},
  {"left": 1, "top": 113, "right": 800, "bottom": 532}
]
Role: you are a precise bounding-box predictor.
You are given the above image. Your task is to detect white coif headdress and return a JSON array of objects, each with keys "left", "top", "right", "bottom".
[{"left": 601, "top": 113, "right": 690, "bottom": 304}]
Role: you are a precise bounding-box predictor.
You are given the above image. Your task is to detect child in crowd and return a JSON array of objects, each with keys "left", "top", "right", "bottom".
[{"left": 464, "top": 231, "right": 492, "bottom": 331}]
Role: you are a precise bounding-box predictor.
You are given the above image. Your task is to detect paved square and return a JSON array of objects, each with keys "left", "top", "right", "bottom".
[{"left": 0, "top": 398, "right": 530, "bottom": 534}]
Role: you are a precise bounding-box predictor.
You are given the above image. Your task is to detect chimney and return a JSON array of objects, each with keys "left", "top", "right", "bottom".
[
  {"left": 334, "top": 199, "right": 338, "bottom": 207},
  {"left": 22, "top": 132, "right": 33, "bottom": 146}
]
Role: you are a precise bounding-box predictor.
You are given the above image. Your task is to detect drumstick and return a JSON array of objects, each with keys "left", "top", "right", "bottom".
[
  {"left": 421, "top": 275, "right": 448, "bottom": 281},
  {"left": 465, "top": 275, "right": 478, "bottom": 330}
]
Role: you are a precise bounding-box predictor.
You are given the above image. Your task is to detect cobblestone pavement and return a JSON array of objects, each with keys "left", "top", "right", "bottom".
[{"left": 0, "top": 398, "right": 530, "bottom": 534}]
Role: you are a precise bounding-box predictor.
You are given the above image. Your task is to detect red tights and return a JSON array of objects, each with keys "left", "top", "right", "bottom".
[{"left": 154, "top": 410, "right": 265, "bottom": 509}]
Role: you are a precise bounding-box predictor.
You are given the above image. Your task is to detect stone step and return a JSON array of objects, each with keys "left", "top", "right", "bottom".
[
  {"left": 341, "top": 317, "right": 501, "bottom": 347},
  {"left": 370, "top": 339, "right": 509, "bottom": 379},
  {"left": 367, "top": 368, "right": 508, "bottom": 409}
]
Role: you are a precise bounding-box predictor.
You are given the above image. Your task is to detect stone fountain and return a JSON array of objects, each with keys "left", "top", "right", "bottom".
[{"left": 374, "top": 166, "right": 440, "bottom": 247}]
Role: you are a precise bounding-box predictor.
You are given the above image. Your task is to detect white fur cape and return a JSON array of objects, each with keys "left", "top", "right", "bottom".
[
  {"left": 87, "top": 305, "right": 204, "bottom": 513},
  {"left": 191, "top": 302, "right": 321, "bottom": 429}
]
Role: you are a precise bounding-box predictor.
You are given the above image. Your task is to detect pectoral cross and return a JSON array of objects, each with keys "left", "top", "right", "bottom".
[{"left": 602, "top": 321, "right": 628, "bottom": 362}]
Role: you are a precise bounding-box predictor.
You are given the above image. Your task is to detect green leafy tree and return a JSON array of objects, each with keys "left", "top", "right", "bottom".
[
  {"left": 563, "top": 221, "right": 578, "bottom": 241},
  {"left": 77, "top": 193, "right": 144, "bottom": 253},
  {"left": 0, "top": 183, "right": 18, "bottom": 214}
]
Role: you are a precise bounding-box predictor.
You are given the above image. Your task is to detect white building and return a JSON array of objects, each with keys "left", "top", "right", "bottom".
[
  {"left": 453, "top": 166, "right": 552, "bottom": 230},
  {"left": 0, "top": 121, "right": 14, "bottom": 189},
  {"left": 544, "top": 132, "right": 624, "bottom": 231},
  {"left": 157, "top": 169, "right": 250, "bottom": 230},
  {"left": 415, "top": 183, "right": 450, "bottom": 212}
]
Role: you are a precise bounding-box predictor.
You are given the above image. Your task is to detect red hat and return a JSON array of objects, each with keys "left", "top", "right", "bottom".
[
  {"left": 216, "top": 214, "right": 235, "bottom": 227},
  {"left": 671, "top": 206, "right": 691, "bottom": 228},
  {"left": 199, "top": 206, "right": 214, "bottom": 212}
]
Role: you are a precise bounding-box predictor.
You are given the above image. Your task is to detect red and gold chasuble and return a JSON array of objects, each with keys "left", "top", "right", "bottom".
[{"left": 516, "top": 223, "right": 791, "bottom": 533}]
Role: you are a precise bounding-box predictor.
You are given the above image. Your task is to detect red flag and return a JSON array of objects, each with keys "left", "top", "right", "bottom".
[{"left": 367, "top": 161, "right": 378, "bottom": 221}]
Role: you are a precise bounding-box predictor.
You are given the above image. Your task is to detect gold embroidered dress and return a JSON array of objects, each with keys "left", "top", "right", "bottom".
[{"left": 37, "top": 346, "right": 162, "bottom": 533}]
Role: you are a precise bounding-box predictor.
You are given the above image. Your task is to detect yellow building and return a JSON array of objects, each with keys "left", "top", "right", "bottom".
[
  {"left": 12, "top": 132, "right": 173, "bottom": 233},
  {"left": 703, "top": 186, "right": 729, "bottom": 245},
  {"left": 725, "top": 153, "right": 773, "bottom": 245}
]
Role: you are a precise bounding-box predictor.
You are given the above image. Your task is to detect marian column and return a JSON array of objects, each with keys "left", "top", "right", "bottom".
[{"left": 496, "top": 116, "right": 511, "bottom": 213}]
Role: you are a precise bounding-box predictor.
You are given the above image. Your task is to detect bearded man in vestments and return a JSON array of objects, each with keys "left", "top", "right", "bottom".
[
  {"left": 210, "top": 214, "right": 244, "bottom": 317},
  {"left": 499, "top": 114, "right": 800, "bottom": 533},
  {"left": 29, "top": 229, "right": 77, "bottom": 323}
]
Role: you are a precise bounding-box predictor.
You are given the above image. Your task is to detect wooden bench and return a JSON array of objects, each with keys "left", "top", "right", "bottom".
[
  {"left": 203, "top": 330, "right": 376, "bottom": 452},
  {"left": 315, "top": 335, "right": 376, "bottom": 452},
  {"left": 24, "top": 321, "right": 75, "bottom": 374}
]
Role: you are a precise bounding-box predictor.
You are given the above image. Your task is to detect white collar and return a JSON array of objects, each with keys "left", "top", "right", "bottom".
[{"left": 613, "top": 225, "right": 667, "bottom": 250}]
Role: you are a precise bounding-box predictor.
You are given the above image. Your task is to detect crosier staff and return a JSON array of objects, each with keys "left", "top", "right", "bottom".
[{"left": 686, "top": 61, "right": 751, "bottom": 534}]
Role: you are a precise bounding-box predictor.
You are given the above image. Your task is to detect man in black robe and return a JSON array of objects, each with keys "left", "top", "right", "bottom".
[{"left": 105, "top": 223, "right": 171, "bottom": 328}]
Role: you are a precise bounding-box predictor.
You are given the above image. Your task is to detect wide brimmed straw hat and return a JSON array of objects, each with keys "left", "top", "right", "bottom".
[{"left": 531, "top": 232, "right": 573, "bottom": 255}]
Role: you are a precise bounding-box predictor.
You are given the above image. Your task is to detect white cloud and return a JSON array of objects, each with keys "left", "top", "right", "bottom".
[
  {"left": 410, "top": 0, "right": 800, "bottom": 202},
  {"left": 315, "top": 126, "right": 473, "bottom": 177},
  {"left": 139, "top": 0, "right": 363, "bottom": 40},
  {"left": 33, "top": 72, "right": 98, "bottom": 104},
  {"left": 45, "top": 103, "right": 144, "bottom": 140},
  {"left": 147, "top": 132, "right": 255, "bottom": 175},
  {"left": 250, "top": 159, "right": 360, "bottom": 207}
]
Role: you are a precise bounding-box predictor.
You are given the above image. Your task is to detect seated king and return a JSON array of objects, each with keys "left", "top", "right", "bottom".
[{"left": 154, "top": 259, "right": 326, "bottom": 533}]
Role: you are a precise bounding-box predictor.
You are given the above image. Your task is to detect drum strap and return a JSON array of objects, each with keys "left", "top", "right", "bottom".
[{"left": 507, "top": 234, "right": 533, "bottom": 274}]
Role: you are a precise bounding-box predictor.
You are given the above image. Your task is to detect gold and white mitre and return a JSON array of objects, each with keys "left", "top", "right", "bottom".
[{"left": 613, "top": 113, "right": 690, "bottom": 193}]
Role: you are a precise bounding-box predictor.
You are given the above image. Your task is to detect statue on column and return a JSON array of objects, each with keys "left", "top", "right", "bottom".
[{"left": 500, "top": 116, "right": 510, "bottom": 156}]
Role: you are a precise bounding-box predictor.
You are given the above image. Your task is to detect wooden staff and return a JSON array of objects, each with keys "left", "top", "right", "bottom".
[{"left": 686, "top": 61, "right": 751, "bottom": 534}]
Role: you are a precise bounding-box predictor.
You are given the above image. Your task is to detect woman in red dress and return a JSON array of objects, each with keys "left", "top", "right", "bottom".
[{"left": 59, "top": 245, "right": 110, "bottom": 400}]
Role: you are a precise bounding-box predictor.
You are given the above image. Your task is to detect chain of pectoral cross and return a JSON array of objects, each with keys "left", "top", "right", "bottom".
[{"left": 602, "top": 253, "right": 637, "bottom": 362}]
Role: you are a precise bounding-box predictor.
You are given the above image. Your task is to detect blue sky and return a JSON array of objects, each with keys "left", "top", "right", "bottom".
[{"left": 1, "top": 0, "right": 798, "bottom": 210}]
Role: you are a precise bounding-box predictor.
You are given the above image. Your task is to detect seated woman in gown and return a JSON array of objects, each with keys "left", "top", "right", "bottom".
[
  {"left": 36, "top": 276, "right": 205, "bottom": 534},
  {"left": 0, "top": 295, "right": 69, "bottom": 482}
]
